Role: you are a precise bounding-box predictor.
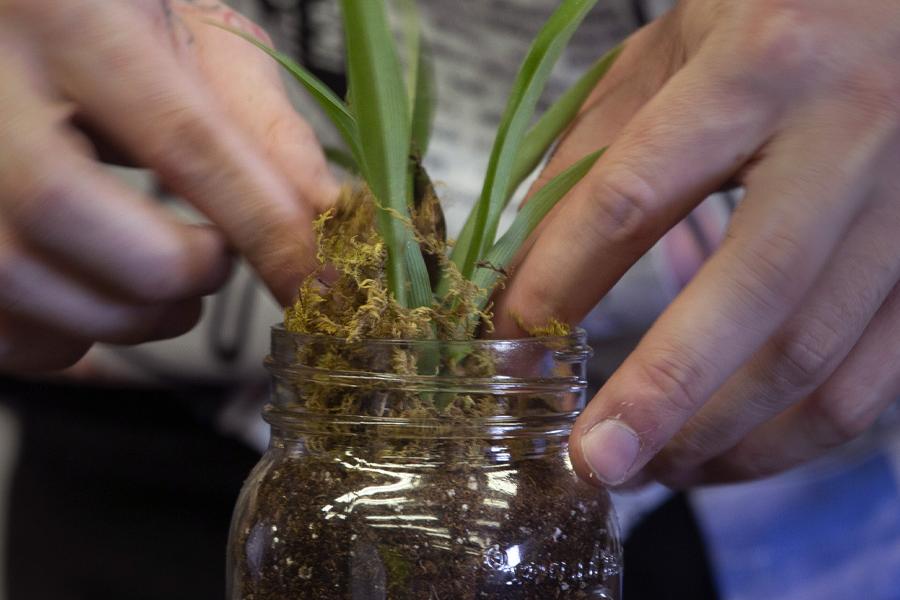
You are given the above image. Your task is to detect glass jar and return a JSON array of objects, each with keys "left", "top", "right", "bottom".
[{"left": 227, "top": 326, "right": 622, "bottom": 599}]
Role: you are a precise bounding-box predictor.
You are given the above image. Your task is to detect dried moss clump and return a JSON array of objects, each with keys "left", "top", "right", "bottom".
[
  {"left": 285, "top": 184, "right": 492, "bottom": 342},
  {"left": 519, "top": 315, "right": 572, "bottom": 338}
]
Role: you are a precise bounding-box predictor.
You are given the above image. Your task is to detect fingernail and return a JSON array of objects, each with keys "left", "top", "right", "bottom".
[{"left": 580, "top": 419, "right": 640, "bottom": 485}]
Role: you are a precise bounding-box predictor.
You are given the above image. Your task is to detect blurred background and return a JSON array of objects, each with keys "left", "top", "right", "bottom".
[{"left": 1, "top": 1, "right": 899, "bottom": 599}]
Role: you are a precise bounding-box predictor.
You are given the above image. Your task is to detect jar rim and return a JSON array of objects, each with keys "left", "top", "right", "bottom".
[
  {"left": 266, "top": 323, "right": 592, "bottom": 393},
  {"left": 270, "top": 324, "right": 590, "bottom": 351},
  {"left": 264, "top": 324, "right": 593, "bottom": 431}
]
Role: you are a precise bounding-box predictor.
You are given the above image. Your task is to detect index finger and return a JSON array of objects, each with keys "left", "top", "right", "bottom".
[
  {"left": 492, "top": 56, "right": 771, "bottom": 337},
  {"left": 40, "top": 1, "right": 320, "bottom": 304}
]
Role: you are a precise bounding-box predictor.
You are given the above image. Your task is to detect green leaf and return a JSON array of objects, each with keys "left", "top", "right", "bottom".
[
  {"left": 472, "top": 149, "right": 604, "bottom": 302},
  {"left": 410, "top": 35, "right": 437, "bottom": 157},
  {"left": 397, "top": 0, "right": 436, "bottom": 156},
  {"left": 508, "top": 43, "right": 622, "bottom": 199},
  {"left": 404, "top": 239, "right": 434, "bottom": 309},
  {"left": 340, "top": 0, "right": 432, "bottom": 309},
  {"left": 209, "top": 23, "right": 362, "bottom": 164},
  {"left": 442, "top": 45, "right": 621, "bottom": 290},
  {"left": 457, "top": 0, "right": 599, "bottom": 281}
]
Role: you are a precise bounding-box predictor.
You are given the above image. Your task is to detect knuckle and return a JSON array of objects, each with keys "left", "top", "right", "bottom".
[
  {"left": 633, "top": 344, "right": 709, "bottom": 417},
  {"left": 272, "top": 113, "right": 319, "bottom": 154},
  {"left": 737, "top": 1, "right": 829, "bottom": 82},
  {"left": 808, "top": 390, "right": 881, "bottom": 447},
  {"left": 147, "top": 108, "right": 225, "bottom": 194},
  {"left": 768, "top": 317, "right": 843, "bottom": 389},
  {"left": 769, "top": 333, "right": 830, "bottom": 388},
  {"left": 583, "top": 169, "right": 660, "bottom": 248}
]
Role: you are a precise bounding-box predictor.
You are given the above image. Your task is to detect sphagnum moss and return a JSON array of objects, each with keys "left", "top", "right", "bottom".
[{"left": 285, "top": 185, "right": 488, "bottom": 344}]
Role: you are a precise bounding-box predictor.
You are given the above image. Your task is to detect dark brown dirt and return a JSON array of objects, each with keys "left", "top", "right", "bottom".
[{"left": 229, "top": 437, "right": 621, "bottom": 599}]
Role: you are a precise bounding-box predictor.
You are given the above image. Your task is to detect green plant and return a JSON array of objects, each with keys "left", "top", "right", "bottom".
[{"left": 216, "top": 0, "right": 620, "bottom": 336}]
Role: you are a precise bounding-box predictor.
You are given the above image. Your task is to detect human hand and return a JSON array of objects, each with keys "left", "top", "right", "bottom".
[
  {"left": 0, "top": 0, "right": 337, "bottom": 371},
  {"left": 493, "top": 0, "right": 900, "bottom": 487}
]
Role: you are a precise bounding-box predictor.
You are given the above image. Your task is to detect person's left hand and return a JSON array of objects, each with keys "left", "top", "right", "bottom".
[
  {"left": 493, "top": 0, "right": 900, "bottom": 488},
  {"left": 0, "top": 0, "right": 337, "bottom": 372}
]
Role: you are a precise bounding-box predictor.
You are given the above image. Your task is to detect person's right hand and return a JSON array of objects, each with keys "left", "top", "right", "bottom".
[
  {"left": 0, "top": 0, "right": 338, "bottom": 372},
  {"left": 493, "top": 0, "right": 900, "bottom": 487}
]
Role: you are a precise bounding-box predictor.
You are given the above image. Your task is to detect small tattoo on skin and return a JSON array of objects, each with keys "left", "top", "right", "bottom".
[{"left": 158, "top": 0, "right": 199, "bottom": 49}]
